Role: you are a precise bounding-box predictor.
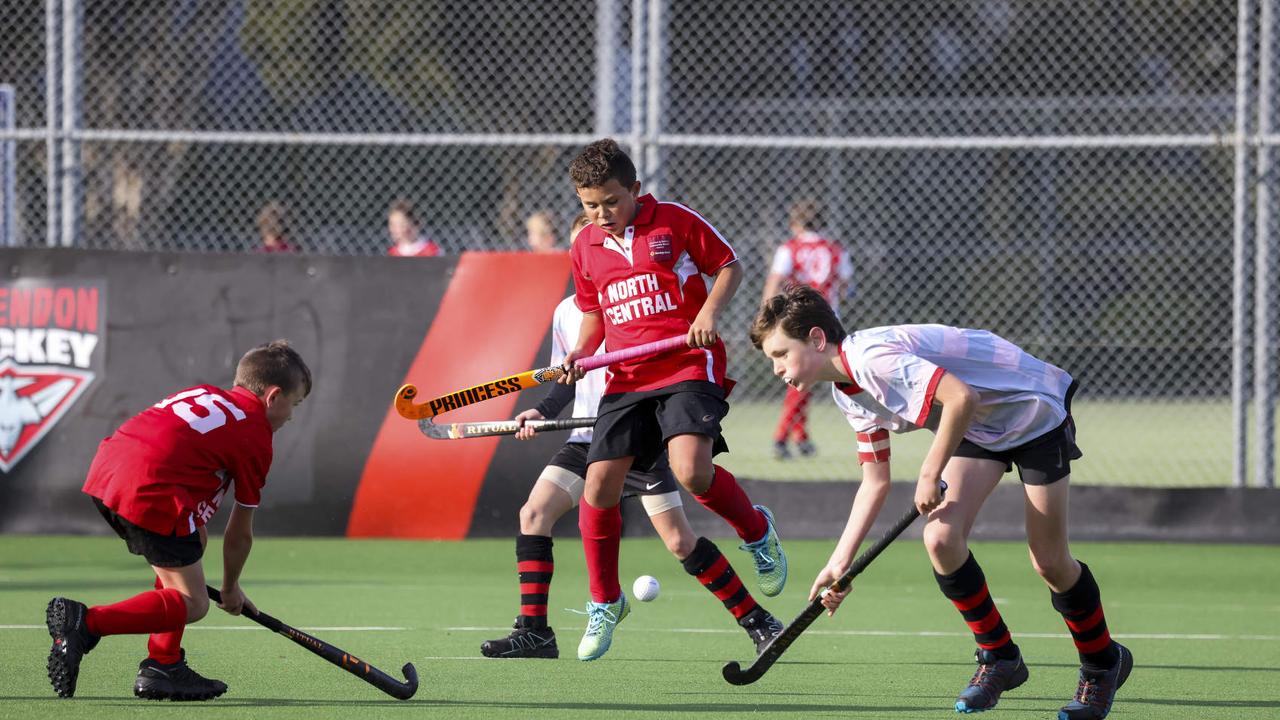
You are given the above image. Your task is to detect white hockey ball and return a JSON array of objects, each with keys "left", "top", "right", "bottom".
[{"left": 632, "top": 574, "right": 660, "bottom": 602}]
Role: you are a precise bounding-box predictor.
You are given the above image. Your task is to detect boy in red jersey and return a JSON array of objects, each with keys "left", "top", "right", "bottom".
[
  {"left": 561, "top": 139, "right": 786, "bottom": 661},
  {"left": 760, "top": 199, "right": 853, "bottom": 459},
  {"left": 46, "top": 340, "right": 311, "bottom": 701}
]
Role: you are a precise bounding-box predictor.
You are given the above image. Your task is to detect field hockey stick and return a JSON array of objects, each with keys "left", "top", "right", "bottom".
[
  {"left": 206, "top": 586, "right": 418, "bottom": 700},
  {"left": 721, "top": 482, "right": 945, "bottom": 686},
  {"left": 418, "top": 416, "right": 596, "bottom": 440},
  {"left": 394, "top": 335, "right": 687, "bottom": 420}
]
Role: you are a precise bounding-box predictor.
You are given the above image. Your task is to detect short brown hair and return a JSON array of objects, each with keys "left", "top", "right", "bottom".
[
  {"left": 569, "top": 138, "right": 636, "bottom": 189},
  {"left": 256, "top": 201, "right": 288, "bottom": 239},
  {"left": 750, "top": 284, "right": 846, "bottom": 349},
  {"left": 788, "top": 199, "right": 822, "bottom": 232},
  {"left": 388, "top": 198, "right": 419, "bottom": 225},
  {"left": 234, "top": 340, "right": 312, "bottom": 398}
]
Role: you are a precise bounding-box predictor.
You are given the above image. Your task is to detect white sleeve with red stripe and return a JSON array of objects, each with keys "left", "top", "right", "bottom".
[{"left": 856, "top": 429, "right": 891, "bottom": 464}]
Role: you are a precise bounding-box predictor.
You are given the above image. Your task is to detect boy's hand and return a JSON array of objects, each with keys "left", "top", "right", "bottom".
[
  {"left": 559, "top": 350, "right": 587, "bottom": 384},
  {"left": 809, "top": 564, "right": 853, "bottom": 617},
  {"left": 687, "top": 309, "right": 719, "bottom": 348},
  {"left": 914, "top": 475, "right": 945, "bottom": 515},
  {"left": 216, "top": 584, "right": 257, "bottom": 617},
  {"left": 513, "top": 408, "right": 545, "bottom": 440}
]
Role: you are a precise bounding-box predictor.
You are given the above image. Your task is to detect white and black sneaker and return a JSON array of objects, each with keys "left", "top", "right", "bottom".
[
  {"left": 133, "top": 651, "right": 228, "bottom": 701},
  {"left": 739, "top": 606, "right": 785, "bottom": 655},
  {"left": 481, "top": 617, "right": 559, "bottom": 659}
]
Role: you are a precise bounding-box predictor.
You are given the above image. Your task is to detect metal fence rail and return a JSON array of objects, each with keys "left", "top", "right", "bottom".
[{"left": 1, "top": 0, "right": 1275, "bottom": 487}]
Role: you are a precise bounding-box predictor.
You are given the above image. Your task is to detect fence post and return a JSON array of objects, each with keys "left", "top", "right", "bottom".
[
  {"left": 1254, "top": 0, "right": 1277, "bottom": 488},
  {"left": 59, "top": 0, "right": 80, "bottom": 248},
  {"left": 45, "top": 0, "right": 59, "bottom": 248}
]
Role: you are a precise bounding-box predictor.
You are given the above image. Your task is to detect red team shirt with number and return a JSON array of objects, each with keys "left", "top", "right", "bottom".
[
  {"left": 571, "top": 194, "right": 739, "bottom": 393},
  {"left": 82, "top": 385, "right": 274, "bottom": 537},
  {"left": 770, "top": 231, "right": 853, "bottom": 309}
]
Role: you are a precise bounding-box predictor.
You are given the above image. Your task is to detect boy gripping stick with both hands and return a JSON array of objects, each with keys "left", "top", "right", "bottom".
[
  {"left": 481, "top": 214, "right": 785, "bottom": 660},
  {"left": 46, "top": 341, "right": 311, "bottom": 701},
  {"left": 560, "top": 139, "right": 787, "bottom": 661},
  {"left": 751, "top": 286, "right": 1132, "bottom": 720}
]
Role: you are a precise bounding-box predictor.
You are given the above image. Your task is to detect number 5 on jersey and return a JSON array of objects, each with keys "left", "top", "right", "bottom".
[{"left": 155, "top": 388, "right": 247, "bottom": 434}]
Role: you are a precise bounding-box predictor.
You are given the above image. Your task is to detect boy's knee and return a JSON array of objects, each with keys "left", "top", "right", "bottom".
[
  {"left": 184, "top": 593, "right": 210, "bottom": 622},
  {"left": 518, "top": 503, "right": 547, "bottom": 535},
  {"left": 1028, "top": 547, "right": 1076, "bottom": 585},
  {"left": 922, "top": 522, "right": 964, "bottom": 559},
  {"left": 673, "top": 465, "right": 713, "bottom": 495},
  {"left": 663, "top": 532, "right": 697, "bottom": 560}
]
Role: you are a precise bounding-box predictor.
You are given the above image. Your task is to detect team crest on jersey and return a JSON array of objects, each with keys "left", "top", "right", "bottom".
[
  {"left": 0, "top": 279, "right": 105, "bottom": 473},
  {"left": 648, "top": 234, "right": 673, "bottom": 262}
]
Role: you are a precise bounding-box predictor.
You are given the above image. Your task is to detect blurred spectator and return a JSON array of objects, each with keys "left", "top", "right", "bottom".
[
  {"left": 387, "top": 199, "right": 442, "bottom": 257},
  {"left": 569, "top": 211, "right": 590, "bottom": 245},
  {"left": 525, "top": 210, "right": 560, "bottom": 253},
  {"left": 255, "top": 201, "right": 296, "bottom": 253},
  {"left": 760, "top": 199, "right": 854, "bottom": 460}
]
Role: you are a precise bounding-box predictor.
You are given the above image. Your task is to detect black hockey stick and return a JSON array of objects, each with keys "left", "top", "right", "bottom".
[
  {"left": 418, "top": 416, "right": 595, "bottom": 440},
  {"left": 206, "top": 587, "right": 418, "bottom": 700},
  {"left": 721, "top": 484, "right": 943, "bottom": 686}
]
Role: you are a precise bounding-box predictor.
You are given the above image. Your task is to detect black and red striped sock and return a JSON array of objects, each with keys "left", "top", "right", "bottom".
[
  {"left": 935, "top": 551, "right": 1018, "bottom": 659},
  {"left": 1051, "top": 561, "right": 1119, "bottom": 672},
  {"left": 515, "top": 534, "right": 554, "bottom": 628},
  {"left": 681, "top": 537, "right": 759, "bottom": 620}
]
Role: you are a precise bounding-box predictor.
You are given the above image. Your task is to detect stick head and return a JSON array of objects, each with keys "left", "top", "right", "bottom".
[
  {"left": 393, "top": 662, "right": 419, "bottom": 700},
  {"left": 395, "top": 384, "right": 429, "bottom": 419}
]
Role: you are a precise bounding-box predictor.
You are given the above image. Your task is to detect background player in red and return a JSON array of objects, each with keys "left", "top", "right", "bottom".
[
  {"left": 750, "top": 286, "right": 1132, "bottom": 720},
  {"left": 481, "top": 213, "right": 784, "bottom": 660},
  {"left": 45, "top": 340, "right": 311, "bottom": 701},
  {"left": 760, "top": 199, "right": 853, "bottom": 460},
  {"left": 561, "top": 139, "right": 787, "bottom": 661},
  {"left": 386, "top": 198, "right": 443, "bottom": 257}
]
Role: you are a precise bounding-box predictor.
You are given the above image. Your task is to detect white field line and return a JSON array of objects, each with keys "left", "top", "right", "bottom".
[
  {"left": 1, "top": 625, "right": 406, "bottom": 631},
  {"left": 446, "top": 626, "right": 1280, "bottom": 642}
]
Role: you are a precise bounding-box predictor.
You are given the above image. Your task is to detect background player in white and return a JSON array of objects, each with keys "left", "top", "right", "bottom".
[
  {"left": 760, "top": 199, "right": 853, "bottom": 459},
  {"left": 480, "top": 214, "right": 783, "bottom": 660},
  {"left": 750, "top": 285, "right": 1132, "bottom": 720}
]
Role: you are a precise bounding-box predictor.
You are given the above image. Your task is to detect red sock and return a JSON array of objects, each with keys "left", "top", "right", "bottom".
[
  {"left": 578, "top": 499, "right": 621, "bottom": 603},
  {"left": 147, "top": 576, "right": 185, "bottom": 664},
  {"left": 694, "top": 466, "right": 767, "bottom": 542},
  {"left": 85, "top": 586, "right": 187, "bottom": 638}
]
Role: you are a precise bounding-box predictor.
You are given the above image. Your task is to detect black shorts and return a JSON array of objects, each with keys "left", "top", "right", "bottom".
[
  {"left": 952, "top": 382, "right": 1082, "bottom": 486},
  {"left": 93, "top": 497, "right": 204, "bottom": 568},
  {"left": 586, "top": 381, "right": 729, "bottom": 472},
  {"left": 545, "top": 442, "right": 680, "bottom": 497}
]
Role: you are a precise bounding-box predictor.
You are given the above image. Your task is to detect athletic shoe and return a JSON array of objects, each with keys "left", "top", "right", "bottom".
[
  {"left": 772, "top": 441, "right": 790, "bottom": 460},
  {"left": 739, "top": 505, "right": 788, "bottom": 597},
  {"left": 134, "top": 650, "right": 228, "bottom": 701},
  {"left": 1058, "top": 642, "right": 1133, "bottom": 720},
  {"left": 955, "top": 647, "right": 1029, "bottom": 713},
  {"left": 738, "top": 606, "right": 785, "bottom": 655},
  {"left": 46, "top": 597, "right": 100, "bottom": 699},
  {"left": 797, "top": 440, "right": 817, "bottom": 457},
  {"left": 575, "top": 593, "right": 629, "bottom": 661},
  {"left": 480, "top": 617, "right": 559, "bottom": 659}
]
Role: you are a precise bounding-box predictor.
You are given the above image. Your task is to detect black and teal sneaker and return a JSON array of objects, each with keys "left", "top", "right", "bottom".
[
  {"left": 481, "top": 617, "right": 559, "bottom": 659},
  {"left": 1058, "top": 642, "right": 1133, "bottom": 720},
  {"left": 739, "top": 606, "right": 784, "bottom": 655},
  {"left": 955, "top": 647, "right": 1029, "bottom": 713}
]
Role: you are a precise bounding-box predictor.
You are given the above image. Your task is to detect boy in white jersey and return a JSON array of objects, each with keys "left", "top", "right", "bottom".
[
  {"left": 480, "top": 214, "right": 783, "bottom": 660},
  {"left": 750, "top": 285, "right": 1132, "bottom": 720}
]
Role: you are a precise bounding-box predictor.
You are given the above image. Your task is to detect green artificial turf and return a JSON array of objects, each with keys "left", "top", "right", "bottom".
[{"left": 1, "top": 535, "right": 1277, "bottom": 719}]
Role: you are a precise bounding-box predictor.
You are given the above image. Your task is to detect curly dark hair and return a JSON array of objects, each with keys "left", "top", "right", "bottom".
[
  {"left": 568, "top": 138, "right": 637, "bottom": 189},
  {"left": 750, "top": 284, "right": 846, "bottom": 349}
]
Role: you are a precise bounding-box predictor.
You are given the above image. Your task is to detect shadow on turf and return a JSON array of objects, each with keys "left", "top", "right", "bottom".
[{"left": 765, "top": 659, "right": 1280, "bottom": 673}]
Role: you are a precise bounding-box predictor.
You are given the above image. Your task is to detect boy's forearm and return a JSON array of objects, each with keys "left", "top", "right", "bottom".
[
  {"left": 828, "top": 464, "right": 892, "bottom": 570},
  {"left": 221, "top": 533, "right": 253, "bottom": 589},
  {"left": 703, "top": 261, "right": 743, "bottom": 320},
  {"left": 573, "top": 311, "right": 606, "bottom": 355}
]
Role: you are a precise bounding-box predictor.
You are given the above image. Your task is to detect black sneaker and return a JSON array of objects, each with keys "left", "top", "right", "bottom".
[
  {"left": 480, "top": 617, "right": 559, "bottom": 659},
  {"left": 133, "top": 651, "right": 228, "bottom": 701},
  {"left": 955, "top": 647, "right": 1029, "bottom": 713},
  {"left": 738, "top": 606, "right": 784, "bottom": 655},
  {"left": 772, "top": 441, "right": 791, "bottom": 460},
  {"left": 1058, "top": 642, "right": 1133, "bottom": 720},
  {"left": 46, "top": 597, "right": 100, "bottom": 698},
  {"left": 797, "top": 440, "right": 817, "bottom": 457}
]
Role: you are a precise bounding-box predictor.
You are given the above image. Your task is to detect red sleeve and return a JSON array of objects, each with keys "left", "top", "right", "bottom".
[
  {"left": 571, "top": 238, "right": 600, "bottom": 314},
  {"left": 675, "top": 204, "right": 737, "bottom": 274}
]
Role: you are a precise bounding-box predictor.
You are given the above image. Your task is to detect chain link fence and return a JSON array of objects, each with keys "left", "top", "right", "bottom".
[{"left": 2, "top": 0, "right": 1276, "bottom": 486}]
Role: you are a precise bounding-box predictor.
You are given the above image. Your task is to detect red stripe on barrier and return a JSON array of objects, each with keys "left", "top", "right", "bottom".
[{"left": 347, "top": 252, "right": 571, "bottom": 539}]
